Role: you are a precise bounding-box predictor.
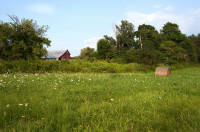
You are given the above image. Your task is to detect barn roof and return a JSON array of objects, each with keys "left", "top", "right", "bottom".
[{"left": 46, "top": 50, "right": 67, "bottom": 59}]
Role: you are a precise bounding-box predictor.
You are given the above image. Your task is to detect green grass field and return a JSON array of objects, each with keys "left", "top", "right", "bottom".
[{"left": 0, "top": 67, "right": 200, "bottom": 132}]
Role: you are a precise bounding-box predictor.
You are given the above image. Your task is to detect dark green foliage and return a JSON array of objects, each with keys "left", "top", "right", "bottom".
[
  {"left": 104, "top": 35, "right": 117, "bottom": 48},
  {"left": 188, "top": 34, "right": 200, "bottom": 62},
  {"left": 97, "top": 39, "right": 111, "bottom": 59},
  {"left": 160, "top": 41, "right": 186, "bottom": 64},
  {"left": 136, "top": 24, "right": 160, "bottom": 49},
  {"left": 0, "top": 16, "right": 51, "bottom": 60},
  {"left": 126, "top": 48, "right": 160, "bottom": 65},
  {"left": 94, "top": 20, "right": 199, "bottom": 65},
  {"left": 115, "top": 20, "right": 135, "bottom": 50},
  {"left": 80, "top": 47, "right": 96, "bottom": 61},
  {"left": 179, "top": 39, "right": 197, "bottom": 62},
  {"left": 160, "top": 22, "right": 185, "bottom": 43}
]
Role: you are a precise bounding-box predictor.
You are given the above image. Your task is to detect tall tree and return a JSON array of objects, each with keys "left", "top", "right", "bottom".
[
  {"left": 0, "top": 15, "right": 51, "bottom": 60},
  {"left": 97, "top": 39, "right": 111, "bottom": 59},
  {"left": 160, "top": 22, "right": 185, "bottom": 43},
  {"left": 115, "top": 20, "right": 135, "bottom": 51},
  {"left": 135, "top": 24, "right": 160, "bottom": 49}
]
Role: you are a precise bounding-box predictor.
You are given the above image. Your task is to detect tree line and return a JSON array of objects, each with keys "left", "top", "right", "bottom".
[
  {"left": 0, "top": 16, "right": 200, "bottom": 65},
  {"left": 80, "top": 20, "right": 200, "bottom": 65}
]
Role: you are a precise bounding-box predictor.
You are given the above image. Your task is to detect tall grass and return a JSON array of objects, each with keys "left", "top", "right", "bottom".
[{"left": 0, "top": 67, "right": 200, "bottom": 131}]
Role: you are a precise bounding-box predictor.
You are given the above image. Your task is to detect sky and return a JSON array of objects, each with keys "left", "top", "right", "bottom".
[{"left": 1, "top": 0, "right": 200, "bottom": 56}]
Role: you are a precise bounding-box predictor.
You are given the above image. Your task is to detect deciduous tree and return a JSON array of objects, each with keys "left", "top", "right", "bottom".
[{"left": 0, "top": 15, "right": 51, "bottom": 60}]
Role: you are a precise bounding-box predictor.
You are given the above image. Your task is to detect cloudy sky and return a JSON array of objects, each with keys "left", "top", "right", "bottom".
[{"left": 1, "top": 0, "right": 200, "bottom": 56}]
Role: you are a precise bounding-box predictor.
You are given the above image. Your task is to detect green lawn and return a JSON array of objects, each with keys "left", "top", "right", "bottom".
[{"left": 0, "top": 67, "right": 200, "bottom": 132}]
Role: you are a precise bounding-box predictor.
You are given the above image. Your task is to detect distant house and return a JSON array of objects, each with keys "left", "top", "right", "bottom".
[{"left": 42, "top": 50, "right": 71, "bottom": 60}]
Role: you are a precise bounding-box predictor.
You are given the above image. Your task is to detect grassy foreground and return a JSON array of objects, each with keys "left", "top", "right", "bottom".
[{"left": 0, "top": 67, "right": 200, "bottom": 131}]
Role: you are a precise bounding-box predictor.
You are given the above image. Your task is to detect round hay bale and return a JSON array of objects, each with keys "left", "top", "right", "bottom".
[{"left": 155, "top": 67, "right": 171, "bottom": 76}]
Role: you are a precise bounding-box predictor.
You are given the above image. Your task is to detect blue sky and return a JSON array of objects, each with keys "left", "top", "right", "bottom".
[{"left": 1, "top": 0, "right": 200, "bottom": 56}]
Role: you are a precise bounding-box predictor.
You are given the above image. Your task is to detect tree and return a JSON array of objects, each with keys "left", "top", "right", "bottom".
[
  {"left": 160, "top": 41, "right": 186, "bottom": 64},
  {"left": 97, "top": 39, "right": 111, "bottom": 59},
  {"left": 132, "top": 24, "right": 161, "bottom": 65},
  {"left": 104, "top": 35, "right": 116, "bottom": 48},
  {"left": 0, "top": 15, "right": 51, "bottom": 60},
  {"left": 179, "top": 39, "right": 197, "bottom": 62},
  {"left": 188, "top": 34, "right": 200, "bottom": 62},
  {"left": 115, "top": 20, "right": 135, "bottom": 51},
  {"left": 80, "top": 47, "right": 95, "bottom": 60},
  {"left": 135, "top": 24, "right": 160, "bottom": 49},
  {"left": 160, "top": 22, "right": 185, "bottom": 43}
]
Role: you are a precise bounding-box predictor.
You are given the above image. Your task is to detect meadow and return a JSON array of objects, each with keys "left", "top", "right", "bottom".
[{"left": 0, "top": 67, "right": 200, "bottom": 131}]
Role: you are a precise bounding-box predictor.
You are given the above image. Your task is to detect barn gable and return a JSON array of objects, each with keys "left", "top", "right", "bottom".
[
  {"left": 43, "top": 50, "right": 71, "bottom": 60},
  {"left": 58, "top": 50, "right": 71, "bottom": 60}
]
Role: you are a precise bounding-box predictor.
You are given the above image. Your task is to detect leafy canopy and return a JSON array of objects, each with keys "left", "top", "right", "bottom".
[{"left": 0, "top": 15, "right": 51, "bottom": 60}]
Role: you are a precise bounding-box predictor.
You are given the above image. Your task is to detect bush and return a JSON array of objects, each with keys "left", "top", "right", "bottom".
[{"left": 0, "top": 59, "right": 198, "bottom": 74}]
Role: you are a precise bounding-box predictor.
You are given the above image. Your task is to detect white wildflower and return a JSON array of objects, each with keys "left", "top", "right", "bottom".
[
  {"left": 110, "top": 98, "right": 114, "bottom": 101},
  {"left": 70, "top": 79, "right": 73, "bottom": 82},
  {"left": 88, "top": 78, "right": 91, "bottom": 81},
  {"left": 6, "top": 104, "right": 10, "bottom": 108},
  {"left": 18, "top": 104, "right": 23, "bottom": 106},
  {"left": 25, "top": 103, "right": 28, "bottom": 107},
  {"left": 21, "top": 115, "right": 25, "bottom": 118}
]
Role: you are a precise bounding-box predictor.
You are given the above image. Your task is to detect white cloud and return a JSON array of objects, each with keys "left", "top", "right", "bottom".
[
  {"left": 83, "top": 37, "right": 102, "bottom": 49},
  {"left": 125, "top": 8, "right": 200, "bottom": 35},
  {"left": 27, "top": 3, "right": 55, "bottom": 15}
]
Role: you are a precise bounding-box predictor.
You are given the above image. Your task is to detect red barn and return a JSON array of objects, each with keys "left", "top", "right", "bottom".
[{"left": 58, "top": 50, "right": 71, "bottom": 60}]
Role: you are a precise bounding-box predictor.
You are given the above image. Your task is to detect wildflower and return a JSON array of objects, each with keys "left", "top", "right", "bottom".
[
  {"left": 110, "top": 98, "right": 114, "bottom": 101},
  {"left": 70, "top": 79, "right": 73, "bottom": 82},
  {"left": 158, "top": 96, "right": 162, "bottom": 99},
  {"left": 18, "top": 104, "right": 23, "bottom": 106},
  {"left": 25, "top": 103, "right": 28, "bottom": 107},
  {"left": 21, "top": 116, "right": 25, "bottom": 118},
  {"left": 88, "top": 78, "right": 91, "bottom": 81},
  {"left": 6, "top": 104, "right": 10, "bottom": 108}
]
